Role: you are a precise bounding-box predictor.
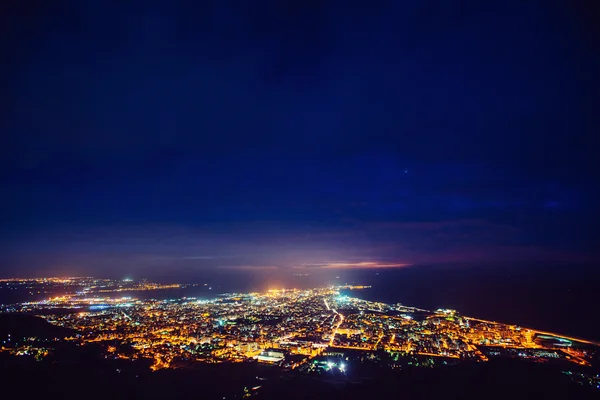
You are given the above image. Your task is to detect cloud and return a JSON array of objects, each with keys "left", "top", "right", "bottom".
[{"left": 295, "top": 261, "right": 411, "bottom": 270}]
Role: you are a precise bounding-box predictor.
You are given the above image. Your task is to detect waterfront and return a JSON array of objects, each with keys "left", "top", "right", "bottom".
[{"left": 2, "top": 263, "right": 598, "bottom": 342}]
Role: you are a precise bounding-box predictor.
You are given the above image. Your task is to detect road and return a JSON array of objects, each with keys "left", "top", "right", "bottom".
[{"left": 329, "top": 307, "right": 344, "bottom": 347}]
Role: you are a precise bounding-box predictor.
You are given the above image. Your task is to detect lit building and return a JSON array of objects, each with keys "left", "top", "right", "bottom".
[{"left": 256, "top": 350, "right": 285, "bottom": 363}]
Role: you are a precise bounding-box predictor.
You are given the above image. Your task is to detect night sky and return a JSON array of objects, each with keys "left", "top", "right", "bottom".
[{"left": 1, "top": 1, "right": 599, "bottom": 278}]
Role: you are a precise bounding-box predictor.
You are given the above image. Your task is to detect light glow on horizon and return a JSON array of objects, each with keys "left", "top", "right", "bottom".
[{"left": 317, "top": 261, "right": 411, "bottom": 269}]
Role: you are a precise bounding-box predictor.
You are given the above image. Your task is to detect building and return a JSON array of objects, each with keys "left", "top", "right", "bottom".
[{"left": 256, "top": 350, "right": 285, "bottom": 363}]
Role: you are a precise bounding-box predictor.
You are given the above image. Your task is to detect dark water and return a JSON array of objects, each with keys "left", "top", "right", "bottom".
[
  {"left": 341, "top": 265, "right": 600, "bottom": 342},
  {"left": 2, "top": 265, "right": 598, "bottom": 341}
]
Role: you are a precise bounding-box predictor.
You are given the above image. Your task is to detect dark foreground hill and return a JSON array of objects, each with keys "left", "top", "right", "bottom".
[
  {"left": 258, "top": 360, "right": 598, "bottom": 400},
  {"left": 1, "top": 353, "right": 596, "bottom": 400},
  {"left": 0, "top": 314, "right": 74, "bottom": 340}
]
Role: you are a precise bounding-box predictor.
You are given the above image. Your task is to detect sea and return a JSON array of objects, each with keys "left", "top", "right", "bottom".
[{"left": 2, "top": 264, "right": 598, "bottom": 342}]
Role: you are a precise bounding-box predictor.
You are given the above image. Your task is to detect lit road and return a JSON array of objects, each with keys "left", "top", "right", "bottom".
[{"left": 329, "top": 308, "right": 344, "bottom": 346}]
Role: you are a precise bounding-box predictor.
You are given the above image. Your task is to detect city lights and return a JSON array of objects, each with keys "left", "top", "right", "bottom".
[{"left": 1, "top": 277, "right": 598, "bottom": 374}]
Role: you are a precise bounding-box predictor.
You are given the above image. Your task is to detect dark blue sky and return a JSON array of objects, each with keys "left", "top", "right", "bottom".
[{"left": 1, "top": 1, "right": 599, "bottom": 277}]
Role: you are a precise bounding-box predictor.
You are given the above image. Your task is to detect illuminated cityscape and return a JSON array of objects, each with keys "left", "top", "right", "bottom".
[
  {"left": 1, "top": 276, "right": 598, "bottom": 392},
  {"left": 4, "top": 1, "right": 600, "bottom": 398}
]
